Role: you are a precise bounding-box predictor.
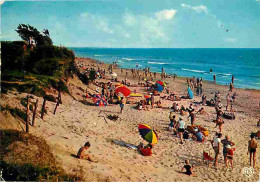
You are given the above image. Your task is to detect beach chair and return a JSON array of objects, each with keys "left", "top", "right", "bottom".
[{"left": 203, "top": 151, "right": 214, "bottom": 166}]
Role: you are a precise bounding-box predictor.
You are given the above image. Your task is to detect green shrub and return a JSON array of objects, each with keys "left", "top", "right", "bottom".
[{"left": 33, "top": 58, "right": 59, "bottom": 76}]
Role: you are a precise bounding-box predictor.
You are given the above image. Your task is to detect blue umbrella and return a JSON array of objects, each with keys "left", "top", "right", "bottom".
[{"left": 155, "top": 83, "right": 163, "bottom": 92}]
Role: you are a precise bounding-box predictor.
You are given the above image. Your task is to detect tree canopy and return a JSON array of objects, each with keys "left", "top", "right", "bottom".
[{"left": 16, "top": 24, "right": 53, "bottom": 46}]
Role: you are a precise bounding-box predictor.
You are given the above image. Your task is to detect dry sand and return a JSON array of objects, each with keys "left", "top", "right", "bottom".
[{"left": 1, "top": 57, "right": 260, "bottom": 182}]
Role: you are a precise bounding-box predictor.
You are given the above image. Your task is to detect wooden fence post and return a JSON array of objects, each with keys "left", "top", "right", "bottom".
[
  {"left": 41, "top": 98, "right": 46, "bottom": 119},
  {"left": 53, "top": 91, "right": 61, "bottom": 115},
  {"left": 32, "top": 99, "right": 38, "bottom": 126},
  {"left": 26, "top": 95, "right": 30, "bottom": 133}
]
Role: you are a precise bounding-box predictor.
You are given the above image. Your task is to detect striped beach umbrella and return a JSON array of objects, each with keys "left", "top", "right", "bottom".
[{"left": 138, "top": 124, "right": 158, "bottom": 144}]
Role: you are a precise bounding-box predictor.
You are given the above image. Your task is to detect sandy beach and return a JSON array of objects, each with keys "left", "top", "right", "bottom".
[{"left": 1, "top": 57, "right": 260, "bottom": 182}]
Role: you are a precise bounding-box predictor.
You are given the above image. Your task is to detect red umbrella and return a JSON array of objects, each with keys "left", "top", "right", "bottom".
[
  {"left": 156, "top": 80, "right": 164, "bottom": 87},
  {"left": 115, "top": 86, "right": 131, "bottom": 97}
]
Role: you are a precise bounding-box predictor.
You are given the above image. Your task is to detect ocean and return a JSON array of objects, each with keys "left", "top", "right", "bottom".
[{"left": 70, "top": 48, "right": 260, "bottom": 90}]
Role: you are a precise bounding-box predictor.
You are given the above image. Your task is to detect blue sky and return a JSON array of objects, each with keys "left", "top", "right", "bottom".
[{"left": 1, "top": 0, "right": 260, "bottom": 48}]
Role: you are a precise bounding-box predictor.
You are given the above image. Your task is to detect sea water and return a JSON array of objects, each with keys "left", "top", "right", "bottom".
[{"left": 70, "top": 48, "right": 260, "bottom": 90}]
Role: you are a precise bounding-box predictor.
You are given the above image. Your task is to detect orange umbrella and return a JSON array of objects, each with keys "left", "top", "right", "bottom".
[{"left": 115, "top": 86, "right": 131, "bottom": 97}]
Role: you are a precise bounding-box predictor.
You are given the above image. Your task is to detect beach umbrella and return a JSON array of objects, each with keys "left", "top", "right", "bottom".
[
  {"left": 156, "top": 80, "right": 167, "bottom": 87},
  {"left": 138, "top": 124, "right": 158, "bottom": 144},
  {"left": 115, "top": 86, "right": 131, "bottom": 97},
  {"left": 92, "top": 95, "right": 108, "bottom": 106},
  {"left": 154, "top": 83, "right": 163, "bottom": 92},
  {"left": 156, "top": 80, "right": 164, "bottom": 87}
]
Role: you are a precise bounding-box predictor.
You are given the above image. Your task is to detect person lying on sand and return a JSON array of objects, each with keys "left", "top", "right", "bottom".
[
  {"left": 77, "top": 142, "right": 97, "bottom": 162},
  {"left": 181, "top": 160, "right": 195, "bottom": 176}
]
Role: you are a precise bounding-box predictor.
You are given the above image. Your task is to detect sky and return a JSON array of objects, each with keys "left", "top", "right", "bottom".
[{"left": 1, "top": 0, "right": 260, "bottom": 48}]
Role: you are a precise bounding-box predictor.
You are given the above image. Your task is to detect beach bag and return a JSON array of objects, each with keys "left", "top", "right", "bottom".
[{"left": 223, "top": 112, "right": 235, "bottom": 120}]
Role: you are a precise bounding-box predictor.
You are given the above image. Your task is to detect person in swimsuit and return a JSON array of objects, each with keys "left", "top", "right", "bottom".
[
  {"left": 211, "top": 132, "right": 222, "bottom": 167},
  {"left": 176, "top": 118, "right": 186, "bottom": 144},
  {"left": 248, "top": 133, "right": 258, "bottom": 168},
  {"left": 120, "top": 97, "right": 126, "bottom": 114},
  {"left": 226, "top": 145, "right": 235, "bottom": 170},
  {"left": 77, "top": 142, "right": 97, "bottom": 162},
  {"left": 181, "top": 160, "right": 195, "bottom": 176},
  {"left": 221, "top": 136, "right": 235, "bottom": 167}
]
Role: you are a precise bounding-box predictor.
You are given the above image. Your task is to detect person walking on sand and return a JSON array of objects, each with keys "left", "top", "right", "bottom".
[
  {"left": 77, "top": 142, "right": 97, "bottom": 162},
  {"left": 176, "top": 118, "right": 186, "bottom": 144},
  {"left": 211, "top": 132, "right": 222, "bottom": 167},
  {"left": 248, "top": 133, "right": 258, "bottom": 168},
  {"left": 221, "top": 135, "right": 235, "bottom": 167},
  {"left": 215, "top": 117, "right": 224, "bottom": 133}
]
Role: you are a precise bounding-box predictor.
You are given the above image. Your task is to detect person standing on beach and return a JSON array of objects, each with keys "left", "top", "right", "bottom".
[
  {"left": 231, "top": 75, "right": 234, "bottom": 84},
  {"left": 213, "top": 75, "right": 216, "bottom": 83},
  {"left": 229, "top": 83, "right": 234, "bottom": 92},
  {"left": 151, "top": 94, "right": 155, "bottom": 109},
  {"left": 189, "top": 110, "right": 196, "bottom": 125},
  {"left": 248, "top": 133, "right": 258, "bottom": 168},
  {"left": 226, "top": 93, "right": 230, "bottom": 111},
  {"left": 176, "top": 118, "right": 186, "bottom": 144},
  {"left": 221, "top": 135, "right": 235, "bottom": 167},
  {"left": 120, "top": 97, "right": 126, "bottom": 114},
  {"left": 211, "top": 132, "right": 222, "bottom": 167}
]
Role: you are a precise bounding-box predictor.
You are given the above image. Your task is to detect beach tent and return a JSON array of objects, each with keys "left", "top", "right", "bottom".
[
  {"left": 138, "top": 124, "right": 158, "bottom": 144},
  {"left": 154, "top": 83, "right": 163, "bottom": 92},
  {"left": 115, "top": 86, "right": 131, "bottom": 97},
  {"left": 92, "top": 95, "right": 108, "bottom": 106},
  {"left": 187, "top": 86, "right": 194, "bottom": 99}
]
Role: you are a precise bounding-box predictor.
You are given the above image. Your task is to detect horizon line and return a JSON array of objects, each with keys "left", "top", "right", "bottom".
[{"left": 67, "top": 46, "right": 260, "bottom": 49}]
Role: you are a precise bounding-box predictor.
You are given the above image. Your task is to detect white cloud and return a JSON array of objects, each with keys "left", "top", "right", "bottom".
[
  {"left": 95, "top": 18, "right": 114, "bottom": 34},
  {"left": 155, "top": 9, "right": 177, "bottom": 21},
  {"left": 224, "top": 37, "right": 237, "bottom": 43},
  {"left": 181, "top": 4, "right": 208, "bottom": 14},
  {"left": 123, "top": 13, "right": 136, "bottom": 26},
  {"left": 80, "top": 12, "right": 113, "bottom": 34},
  {"left": 80, "top": 12, "right": 89, "bottom": 18}
]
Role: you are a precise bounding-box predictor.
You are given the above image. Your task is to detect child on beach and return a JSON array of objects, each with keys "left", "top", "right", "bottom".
[
  {"left": 226, "top": 145, "right": 235, "bottom": 170},
  {"left": 77, "top": 142, "right": 97, "bottom": 162},
  {"left": 181, "top": 160, "right": 195, "bottom": 176},
  {"left": 120, "top": 97, "right": 126, "bottom": 113},
  {"left": 137, "top": 143, "right": 153, "bottom": 156}
]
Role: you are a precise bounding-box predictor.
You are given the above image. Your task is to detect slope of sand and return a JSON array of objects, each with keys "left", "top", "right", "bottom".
[{"left": 1, "top": 57, "right": 260, "bottom": 182}]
